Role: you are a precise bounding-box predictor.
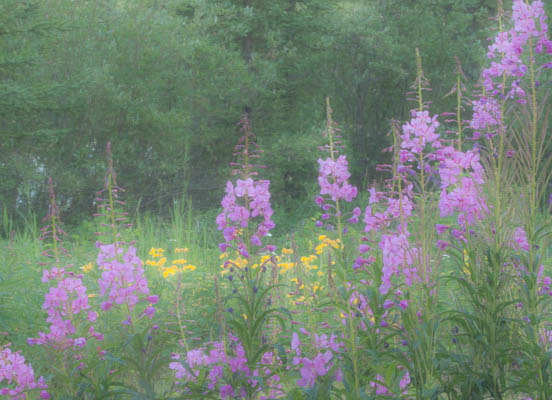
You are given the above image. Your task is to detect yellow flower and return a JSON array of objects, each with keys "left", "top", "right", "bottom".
[
  {"left": 157, "top": 257, "right": 167, "bottom": 267},
  {"left": 172, "top": 258, "right": 187, "bottom": 265},
  {"left": 162, "top": 265, "right": 179, "bottom": 278},
  {"left": 183, "top": 265, "right": 196, "bottom": 271},
  {"left": 81, "top": 262, "right": 93, "bottom": 273},
  {"left": 149, "top": 248, "right": 164, "bottom": 257},
  {"left": 315, "top": 244, "right": 326, "bottom": 255},
  {"left": 278, "top": 262, "right": 294, "bottom": 271},
  {"left": 220, "top": 252, "right": 228, "bottom": 260},
  {"left": 281, "top": 248, "right": 294, "bottom": 255},
  {"left": 317, "top": 271, "right": 324, "bottom": 277},
  {"left": 145, "top": 260, "right": 158, "bottom": 266},
  {"left": 242, "top": 314, "right": 248, "bottom": 321},
  {"left": 318, "top": 235, "right": 327, "bottom": 241},
  {"left": 88, "top": 293, "right": 97, "bottom": 298},
  {"left": 174, "top": 247, "right": 189, "bottom": 253}
]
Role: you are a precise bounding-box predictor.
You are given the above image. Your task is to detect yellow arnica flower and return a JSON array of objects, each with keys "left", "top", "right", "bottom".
[
  {"left": 220, "top": 252, "right": 228, "bottom": 260},
  {"left": 163, "top": 266, "right": 178, "bottom": 278},
  {"left": 149, "top": 248, "right": 165, "bottom": 257},
  {"left": 315, "top": 244, "right": 326, "bottom": 255},
  {"left": 183, "top": 265, "right": 196, "bottom": 271},
  {"left": 81, "top": 263, "right": 93, "bottom": 273},
  {"left": 157, "top": 257, "right": 167, "bottom": 267},
  {"left": 174, "top": 247, "right": 188, "bottom": 253},
  {"left": 146, "top": 260, "right": 157, "bottom": 266},
  {"left": 318, "top": 235, "right": 327, "bottom": 241},
  {"left": 172, "top": 258, "right": 187, "bottom": 265},
  {"left": 301, "top": 255, "right": 316, "bottom": 264},
  {"left": 281, "top": 248, "right": 294, "bottom": 255}
]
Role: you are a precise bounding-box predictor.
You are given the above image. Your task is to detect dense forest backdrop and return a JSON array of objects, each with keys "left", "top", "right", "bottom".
[{"left": 1, "top": 0, "right": 551, "bottom": 231}]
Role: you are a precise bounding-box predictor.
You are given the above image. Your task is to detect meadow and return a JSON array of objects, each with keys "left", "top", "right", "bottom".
[{"left": 1, "top": 1, "right": 552, "bottom": 399}]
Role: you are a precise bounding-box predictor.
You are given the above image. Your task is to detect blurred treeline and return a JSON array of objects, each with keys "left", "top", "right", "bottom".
[{"left": 1, "top": 0, "right": 538, "bottom": 229}]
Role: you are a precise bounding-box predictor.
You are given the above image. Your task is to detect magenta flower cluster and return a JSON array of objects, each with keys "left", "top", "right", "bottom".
[
  {"left": 370, "top": 370, "right": 410, "bottom": 396},
  {"left": 291, "top": 329, "right": 342, "bottom": 387},
  {"left": 96, "top": 242, "right": 157, "bottom": 321},
  {"left": 484, "top": 0, "right": 552, "bottom": 97},
  {"left": 438, "top": 146, "right": 487, "bottom": 229},
  {"left": 315, "top": 154, "right": 358, "bottom": 228},
  {"left": 317, "top": 155, "right": 358, "bottom": 203},
  {"left": 28, "top": 271, "right": 101, "bottom": 349},
  {"left": 216, "top": 178, "right": 275, "bottom": 256},
  {"left": 29, "top": 177, "right": 102, "bottom": 356},
  {"left": 216, "top": 112, "right": 276, "bottom": 256},
  {"left": 0, "top": 345, "right": 49, "bottom": 399},
  {"left": 170, "top": 334, "right": 283, "bottom": 399}
]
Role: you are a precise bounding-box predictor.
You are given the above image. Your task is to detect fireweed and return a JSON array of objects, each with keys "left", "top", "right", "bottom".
[
  {"left": 171, "top": 113, "right": 288, "bottom": 400},
  {"left": 0, "top": 345, "right": 49, "bottom": 399},
  {"left": 3, "top": 3, "right": 551, "bottom": 399},
  {"left": 311, "top": 97, "right": 367, "bottom": 397},
  {"left": 435, "top": 1, "right": 552, "bottom": 398},
  {"left": 351, "top": 50, "right": 457, "bottom": 396},
  {"left": 89, "top": 142, "right": 165, "bottom": 397},
  {"left": 27, "top": 178, "right": 99, "bottom": 396},
  {"left": 93, "top": 142, "right": 158, "bottom": 327}
]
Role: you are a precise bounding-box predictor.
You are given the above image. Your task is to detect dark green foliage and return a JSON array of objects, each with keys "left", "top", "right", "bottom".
[{"left": 2, "top": 0, "right": 502, "bottom": 229}]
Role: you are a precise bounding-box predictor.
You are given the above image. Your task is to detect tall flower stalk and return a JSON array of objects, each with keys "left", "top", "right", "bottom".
[
  {"left": 314, "top": 97, "right": 364, "bottom": 397},
  {"left": 212, "top": 112, "right": 286, "bottom": 400},
  {"left": 94, "top": 142, "right": 158, "bottom": 329},
  {"left": 28, "top": 178, "right": 101, "bottom": 396}
]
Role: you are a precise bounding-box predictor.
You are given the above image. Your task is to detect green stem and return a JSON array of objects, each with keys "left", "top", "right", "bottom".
[{"left": 326, "top": 96, "right": 359, "bottom": 397}]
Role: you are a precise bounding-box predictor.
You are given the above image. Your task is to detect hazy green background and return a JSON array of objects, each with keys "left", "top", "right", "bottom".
[{"left": 2, "top": 0, "right": 550, "bottom": 231}]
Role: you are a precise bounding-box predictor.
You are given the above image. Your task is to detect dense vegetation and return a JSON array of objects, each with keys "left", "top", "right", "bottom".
[
  {"left": 1, "top": 0, "right": 552, "bottom": 399},
  {"left": 3, "top": 0, "right": 539, "bottom": 228}
]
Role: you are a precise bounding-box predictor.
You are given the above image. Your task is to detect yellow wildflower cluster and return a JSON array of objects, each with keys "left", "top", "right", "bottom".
[
  {"left": 288, "top": 277, "right": 324, "bottom": 305},
  {"left": 220, "top": 251, "right": 249, "bottom": 275},
  {"left": 315, "top": 235, "right": 342, "bottom": 255},
  {"left": 299, "top": 254, "right": 324, "bottom": 277},
  {"left": 81, "top": 262, "right": 93, "bottom": 273},
  {"left": 145, "top": 247, "right": 196, "bottom": 278}
]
